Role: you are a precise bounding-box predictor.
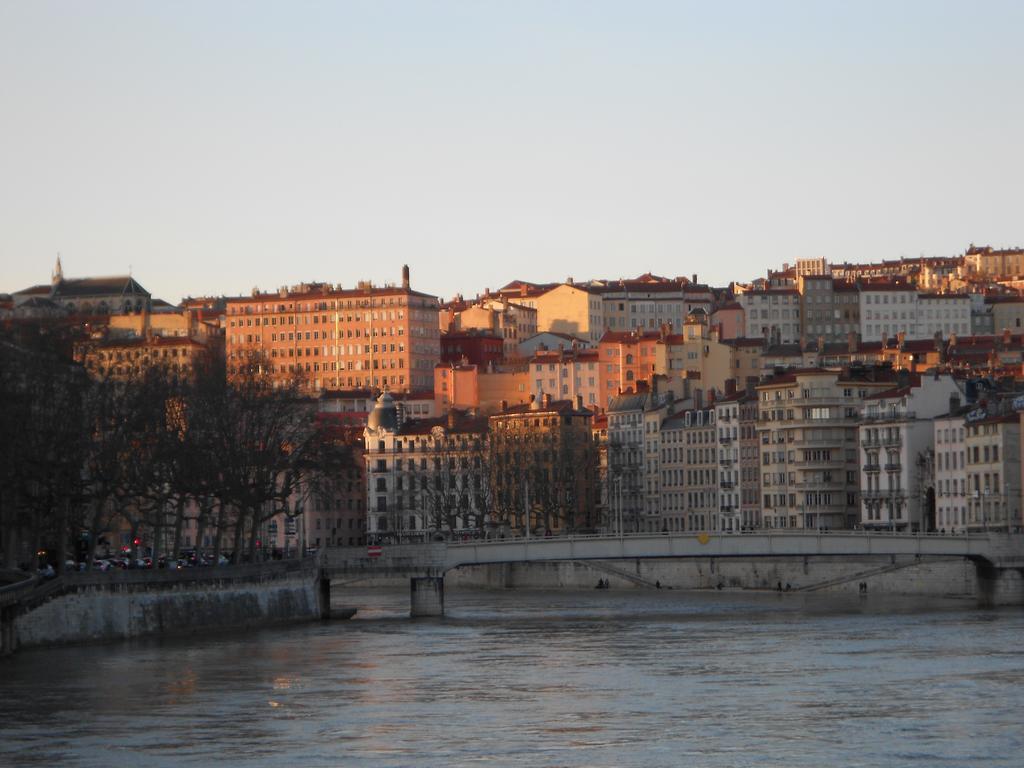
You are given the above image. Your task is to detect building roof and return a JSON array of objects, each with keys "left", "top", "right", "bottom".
[
  {"left": 396, "top": 413, "right": 489, "bottom": 436},
  {"left": 492, "top": 398, "right": 592, "bottom": 418},
  {"left": 226, "top": 283, "right": 437, "bottom": 303},
  {"left": 598, "top": 329, "right": 661, "bottom": 344},
  {"left": 54, "top": 276, "right": 149, "bottom": 299}
]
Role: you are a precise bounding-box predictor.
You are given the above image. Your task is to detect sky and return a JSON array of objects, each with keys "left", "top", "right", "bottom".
[{"left": 2, "top": 1, "right": 1023, "bottom": 304}]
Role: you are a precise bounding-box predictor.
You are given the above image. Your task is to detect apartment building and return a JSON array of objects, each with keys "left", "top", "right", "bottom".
[
  {"left": 797, "top": 276, "right": 859, "bottom": 342},
  {"left": 434, "top": 362, "right": 530, "bottom": 414},
  {"left": 859, "top": 284, "right": 970, "bottom": 341},
  {"left": 598, "top": 330, "right": 661, "bottom": 405},
  {"left": 596, "top": 275, "right": 712, "bottom": 333},
  {"left": 224, "top": 266, "right": 440, "bottom": 393},
  {"left": 363, "top": 392, "right": 489, "bottom": 543},
  {"left": 737, "top": 287, "right": 801, "bottom": 344},
  {"left": 964, "top": 408, "right": 1022, "bottom": 532},
  {"left": 661, "top": 407, "right": 718, "bottom": 532},
  {"left": 934, "top": 408, "right": 969, "bottom": 533},
  {"left": 757, "top": 366, "right": 896, "bottom": 530},
  {"left": 964, "top": 245, "right": 1024, "bottom": 279},
  {"left": 858, "top": 374, "right": 962, "bottom": 531},
  {"left": 715, "top": 396, "right": 741, "bottom": 532},
  {"left": 529, "top": 347, "right": 602, "bottom": 407},
  {"left": 441, "top": 295, "right": 538, "bottom": 360},
  {"left": 495, "top": 281, "right": 604, "bottom": 343},
  {"left": 655, "top": 310, "right": 737, "bottom": 394},
  {"left": 607, "top": 390, "right": 673, "bottom": 533},
  {"left": 489, "top": 395, "right": 599, "bottom": 535}
]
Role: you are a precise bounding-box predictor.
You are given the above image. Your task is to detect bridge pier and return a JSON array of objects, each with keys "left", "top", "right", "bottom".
[
  {"left": 1, "top": 606, "right": 16, "bottom": 656},
  {"left": 973, "top": 561, "right": 1024, "bottom": 607},
  {"left": 317, "top": 574, "right": 332, "bottom": 620},
  {"left": 410, "top": 576, "right": 444, "bottom": 617}
]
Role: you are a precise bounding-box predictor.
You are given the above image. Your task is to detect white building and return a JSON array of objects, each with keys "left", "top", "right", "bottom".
[
  {"left": 363, "top": 392, "right": 488, "bottom": 542},
  {"left": 858, "top": 374, "right": 963, "bottom": 531},
  {"left": 607, "top": 390, "right": 674, "bottom": 533},
  {"left": 715, "top": 397, "right": 742, "bottom": 532},
  {"left": 859, "top": 285, "right": 970, "bottom": 341},
  {"left": 934, "top": 409, "right": 968, "bottom": 533}
]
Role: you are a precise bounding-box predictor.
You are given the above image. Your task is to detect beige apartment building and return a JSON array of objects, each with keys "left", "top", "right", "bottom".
[
  {"left": 964, "top": 245, "right": 1024, "bottom": 279},
  {"left": 496, "top": 281, "right": 604, "bottom": 343},
  {"left": 661, "top": 407, "right": 718, "bottom": 532},
  {"left": 757, "top": 367, "right": 896, "bottom": 530},
  {"left": 964, "top": 410, "right": 1022, "bottom": 532},
  {"left": 225, "top": 266, "right": 440, "bottom": 393}
]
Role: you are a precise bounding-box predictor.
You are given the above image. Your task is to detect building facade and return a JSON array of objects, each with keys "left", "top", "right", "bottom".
[{"left": 225, "top": 266, "right": 440, "bottom": 393}]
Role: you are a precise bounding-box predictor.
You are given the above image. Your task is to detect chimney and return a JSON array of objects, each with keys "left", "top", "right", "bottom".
[
  {"left": 576, "top": 394, "right": 583, "bottom": 410},
  {"left": 896, "top": 330, "right": 906, "bottom": 350},
  {"left": 725, "top": 378, "right": 737, "bottom": 396},
  {"left": 817, "top": 335, "right": 825, "bottom": 354},
  {"left": 402, "top": 265, "right": 410, "bottom": 290},
  {"left": 541, "top": 392, "right": 551, "bottom": 409},
  {"left": 566, "top": 276, "right": 574, "bottom": 286},
  {"left": 529, "top": 393, "right": 538, "bottom": 410},
  {"left": 933, "top": 330, "right": 943, "bottom": 351},
  {"left": 948, "top": 333, "right": 957, "bottom": 347},
  {"left": 692, "top": 273, "right": 698, "bottom": 284},
  {"left": 847, "top": 331, "right": 859, "bottom": 353},
  {"left": 949, "top": 393, "right": 961, "bottom": 414},
  {"left": 500, "top": 399, "right": 508, "bottom": 413},
  {"left": 448, "top": 409, "right": 457, "bottom": 428}
]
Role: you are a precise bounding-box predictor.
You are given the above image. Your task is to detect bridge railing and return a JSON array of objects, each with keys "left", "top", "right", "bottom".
[
  {"left": 0, "top": 570, "right": 40, "bottom": 609},
  {"left": 444, "top": 529, "right": 985, "bottom": 548}
]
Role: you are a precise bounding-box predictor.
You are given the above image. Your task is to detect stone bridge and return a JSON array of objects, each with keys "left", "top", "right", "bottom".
[{"left": 321, "top": 531, "right": 1024, "bottom": 616}]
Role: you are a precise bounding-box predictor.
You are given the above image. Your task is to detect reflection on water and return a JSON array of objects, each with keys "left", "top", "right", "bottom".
[{"left": 2, "top": 588, "right": 1023, "bottom": 767}]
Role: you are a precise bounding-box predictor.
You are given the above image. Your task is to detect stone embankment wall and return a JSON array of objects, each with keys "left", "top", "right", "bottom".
[
  {"left": 446, "top": 556, "right": 987, "bottom": 598},
  {"left": 14, "top": 560, "right": 322, "bottom": 650}
]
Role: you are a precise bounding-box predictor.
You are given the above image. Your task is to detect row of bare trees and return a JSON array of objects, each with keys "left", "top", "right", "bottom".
[{"left": 0, "top": 337, "right": 348, "bottom": 573}]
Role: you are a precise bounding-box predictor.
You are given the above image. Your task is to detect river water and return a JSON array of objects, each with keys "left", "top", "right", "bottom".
[{"left": 2, "top": 588, "right": 1023, "bottom": 767}]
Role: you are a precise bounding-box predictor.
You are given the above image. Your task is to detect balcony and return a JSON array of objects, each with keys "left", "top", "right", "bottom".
[
  {"left": 719, "top": 457, "right": 734, "bottom": 467},
  {"left": 862, "top": 463, "right": 880, "bottom": 473},
  {"left": 860, "top": 437, "right": 880, "bottom": 448},
  {"left": 719, "top": 436, "right": 733, "bottom": 444},
  {"left": 861, "top": 489, "right": 906, "bottom": 501},
  {"left": 884, "top": 463, "right": 902, "bottom": 472},
  {"left": 861, "top": 411, "right": 916, "bottom": 423},
  {"left": 720, "top": 480, "right": 735, "bottom": 490},
  {"left": 800, "top": 436, "right": 845, "bottom": 447}
]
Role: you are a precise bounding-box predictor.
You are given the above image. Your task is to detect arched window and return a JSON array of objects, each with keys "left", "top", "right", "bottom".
[
  {"left": 626, "top": 371, "right": 635, "bottom": 381},
  {"left": 625, "top": 354, "right": 634, "bottom": 365}
]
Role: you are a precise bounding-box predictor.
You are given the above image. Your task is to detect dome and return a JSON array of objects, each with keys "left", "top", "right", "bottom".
[{"left": 367, "top": 391, "right": 398, "bottom": 432}]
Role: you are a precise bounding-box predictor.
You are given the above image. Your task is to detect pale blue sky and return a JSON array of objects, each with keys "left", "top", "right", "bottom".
[{"left": 2, "top": 1, "right": 1022, "bottom": 303}]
